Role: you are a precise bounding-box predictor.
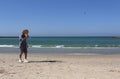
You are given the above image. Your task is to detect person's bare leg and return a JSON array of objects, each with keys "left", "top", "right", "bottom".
[
  {"left": 24, "top": 52, "right": 27, "bottom": 59},
  {"left": 19, "top": 52, "right": 23, "bottom": 62},
  {"left": 24, "top": 50, "right": 28, "bottom": 63},
  {"left": 19, "top": 52, "right": 23, "bottom": 59}
]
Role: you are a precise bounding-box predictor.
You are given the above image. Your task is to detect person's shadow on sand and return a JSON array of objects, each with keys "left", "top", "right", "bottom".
[{"left": 29, "top": 60, "right": 63, "bottom": 63}]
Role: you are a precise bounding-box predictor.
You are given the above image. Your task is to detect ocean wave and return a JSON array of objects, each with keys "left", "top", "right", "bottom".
[
  {"left": 0, "top": 44, "right": 120, "bottom": 49},
  {"left": 32, "top": 45, "right": 42, "bottom": 48},
  {"left": 31, "top": 45, "right": 64, "bottom": 48},
  {"left": 0, "top": 45, "right": 18, "bottom": 48},
  {"left": 55, "top": 45, "right": 64, "bottom": 48}
]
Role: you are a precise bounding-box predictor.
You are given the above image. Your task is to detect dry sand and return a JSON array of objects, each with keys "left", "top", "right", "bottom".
[{"left": 0, "top": 53, "right": 120, "bottom": 79}]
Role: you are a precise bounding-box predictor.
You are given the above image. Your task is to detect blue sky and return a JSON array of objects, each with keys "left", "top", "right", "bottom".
[{"left": 0, "top": 0, "right": 120, "bottom": 36}]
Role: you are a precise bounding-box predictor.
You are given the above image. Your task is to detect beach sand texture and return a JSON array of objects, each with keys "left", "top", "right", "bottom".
[{"left": 0, "top": 53, "right": 120, "bottom": 79}]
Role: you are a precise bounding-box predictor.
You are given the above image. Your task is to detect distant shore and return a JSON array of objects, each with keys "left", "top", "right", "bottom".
[
  {"left": 0, "top": 36, "right": 18, "bottom": 38},
  {"left": 112, "top": 36, "right": 120, "bottom": 38}
]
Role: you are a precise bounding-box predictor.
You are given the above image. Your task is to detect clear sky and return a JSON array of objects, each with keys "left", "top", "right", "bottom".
[{"left": 0, "top": 0, "right": 120, "bottom": 36}]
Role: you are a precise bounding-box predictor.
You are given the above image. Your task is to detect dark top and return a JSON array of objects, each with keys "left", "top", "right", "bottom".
[{"left": 20, "top": 34, "right": 27, "bottom": 48}]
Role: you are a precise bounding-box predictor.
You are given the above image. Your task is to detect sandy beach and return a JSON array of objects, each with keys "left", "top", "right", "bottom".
[{"left": 0, "top": 53, "right": 120, "bottom": 79}]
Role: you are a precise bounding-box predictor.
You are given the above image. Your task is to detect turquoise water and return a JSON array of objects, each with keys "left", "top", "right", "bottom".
[
  {"left": 0, "top": 36, "right": 120, "bottom": 54},
  {"left": 0, "top": 36, "right": 120, "bottom": 48}
]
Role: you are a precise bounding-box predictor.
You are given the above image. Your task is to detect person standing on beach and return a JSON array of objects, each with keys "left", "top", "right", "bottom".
[{"left": 19, "top": 29, "right": 29, "bottom": 63}]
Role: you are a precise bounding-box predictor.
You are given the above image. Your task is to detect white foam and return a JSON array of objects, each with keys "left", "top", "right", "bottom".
[
  {"left": 55, "top": 45, "right": 64, "bottom": 48},
  {"left": 0, "top": 45, "right": 15, "bottom": 48},
  {"left": 0, "top": 44, "right": 119, "bottom": 49},
  {"left": 32, "top": 45, "right": 42, "bottom": 48}
]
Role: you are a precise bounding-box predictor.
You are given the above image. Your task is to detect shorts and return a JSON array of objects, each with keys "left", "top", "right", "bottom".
[{"left": 20, "top": 47, "right": 27, "bottom": 53}]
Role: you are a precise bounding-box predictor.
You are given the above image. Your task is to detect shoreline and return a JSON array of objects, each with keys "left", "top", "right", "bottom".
[{"left": 0, "top": 47, "right": 120, "bottom": 55}]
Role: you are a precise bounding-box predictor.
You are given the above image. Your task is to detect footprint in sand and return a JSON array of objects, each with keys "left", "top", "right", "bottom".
[
  {"left": 109, "top": 70, "right": 120, "bottom": 73},
  {"left": 0, "top": 68, "right": 5, "bottom": 74}
]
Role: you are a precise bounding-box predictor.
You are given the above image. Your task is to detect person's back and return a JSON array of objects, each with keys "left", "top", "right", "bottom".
[
  {"left": 20, "top": 34, "right": 27, "bottom": 49},
  {"left": 19, "top": 29, "right": 29, "bottom": 63}
]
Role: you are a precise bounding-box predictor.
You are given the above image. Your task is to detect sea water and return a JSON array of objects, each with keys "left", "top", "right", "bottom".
[{"left": 0, "top": 36, "right": 120, "bottom": 54}]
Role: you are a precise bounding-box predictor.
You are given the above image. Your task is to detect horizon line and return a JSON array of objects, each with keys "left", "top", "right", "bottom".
[{"left": 0, "top": 35, "right": 117, "bottom": 38}]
